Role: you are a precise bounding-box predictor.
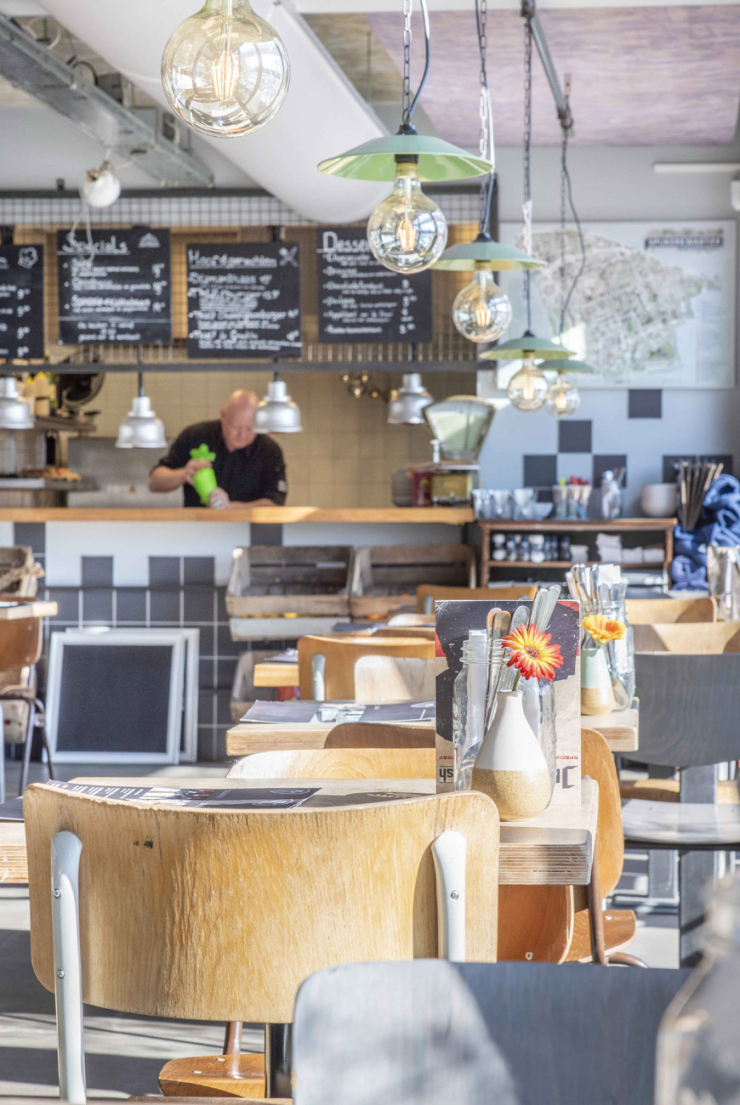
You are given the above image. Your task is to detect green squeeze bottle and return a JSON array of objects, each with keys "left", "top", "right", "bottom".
[{"left": 189, "top": 444, "right": 218, "bottom": 505}]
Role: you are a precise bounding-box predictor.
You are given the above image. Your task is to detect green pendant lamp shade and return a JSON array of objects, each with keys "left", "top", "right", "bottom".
[
  {"left": 481, "top": 331, "right": 576, "bottom": 361},
  {"left": 433, "top": 231, "right": 544, "bottom": 272},
  {"left": 317, "top": 126, "right": 493, "bottom": 183},
  {"left": 546, "top": 358, "right": 597, "bottom": 374}
]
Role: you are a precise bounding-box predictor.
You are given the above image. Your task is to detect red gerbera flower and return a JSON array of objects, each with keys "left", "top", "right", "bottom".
[{"left": 501, "top": 624, "right": 564, "bottom": 683}]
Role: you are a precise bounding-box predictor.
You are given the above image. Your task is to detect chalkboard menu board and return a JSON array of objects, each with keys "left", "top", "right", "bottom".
[
  {"left": 317, "top": 227, "right": 433, "bottom": 343},
  {"left": 187, "top": 242, "right": 302, "bottom": 358},
  {"left": 0, "top": 245, "right": 44, "bottom": 360},
  {"left": 57, "top": 227, "right": 171, "bottom": 344}
]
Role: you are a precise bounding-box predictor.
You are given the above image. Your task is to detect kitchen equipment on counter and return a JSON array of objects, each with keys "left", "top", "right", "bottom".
[
  {"left": 399, "top": 397, "right": 496, "bottom": 507},
  {"left": 641, "top": 482, "right": 677, "bottom": 518},
  {"left": 601, "top": 469, "right": 624, "bottom": 520},
  {"left": 65, "top": 436, "right": 179, "bottom": 508}
]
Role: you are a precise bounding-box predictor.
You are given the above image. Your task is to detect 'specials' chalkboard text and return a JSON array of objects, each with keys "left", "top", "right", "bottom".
[
  {"left": 317, "top": 227, "right": 433, "bottom": 343},
  {"left": 57, "top": 227, "right": 172, "bottom": 344},
  {"left": 0, "top": 245, "right": 44, "bottom": 361},
  {"left": 187, "top": 242, "right": 302, "bottom": 358}
]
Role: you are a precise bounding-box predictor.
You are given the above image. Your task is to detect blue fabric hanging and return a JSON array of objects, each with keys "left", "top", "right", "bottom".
[{"left": 671, "top": 474, "right": 740, "bottom": 590}]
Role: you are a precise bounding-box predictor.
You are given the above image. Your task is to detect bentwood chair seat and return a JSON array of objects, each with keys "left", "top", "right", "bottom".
[
  {"left": 625, "top": 596, "right": 717, "bottom": 624},
  {"left": 227, "top": 747, "right": 436, "bottom": 781},
  {"left": 323, "top": 722, "right": 435, "bottom": 749},
  {"left": 25, "top": 782, "right": 499, "bottom": 1102},
  {"left": 416, "top": 584, "right": 537, "bottom": 613}
]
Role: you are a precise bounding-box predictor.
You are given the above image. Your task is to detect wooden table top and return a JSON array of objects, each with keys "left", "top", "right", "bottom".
[
  {"left": 253, "top": 661, "right": 300, "bottom": 688},
  {"left": 1, "top": 776, "right": 598, "bottom": 888},
  {"left": 227, "top": 712, "right": 637, "bottom": 756},
  {"left": 0, "top": 600, "right": 57, "bottom": 620}
]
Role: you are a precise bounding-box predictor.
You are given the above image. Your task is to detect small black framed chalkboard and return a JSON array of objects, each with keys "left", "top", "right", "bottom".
[
  {"left": 57, "top": 227, "right": 172, "bottom": 344},
  {"left": 187, "top": 242, "right": 302, "bottom": 358},
  {"left": 316, "top": 227, "right": 433, "bottom": 343},
  {"left": 0, "top": 245, "right": 44, "bottom": 360}
]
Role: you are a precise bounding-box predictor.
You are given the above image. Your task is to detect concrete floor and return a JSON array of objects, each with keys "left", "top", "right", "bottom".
[{"left": 0, "top": 758, "right": 681, "bottom": 1099}]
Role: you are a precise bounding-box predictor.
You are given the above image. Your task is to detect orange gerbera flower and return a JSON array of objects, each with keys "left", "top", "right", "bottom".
[
  {"left": 582, "top": 614, "right": 627, "bottom": 645},
  {"left": 501, "top": 624, "right": 564, "bottom": 683}
]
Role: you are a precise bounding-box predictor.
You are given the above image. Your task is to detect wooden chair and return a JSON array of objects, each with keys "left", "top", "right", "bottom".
[
  {"left": 353, "top": 655, "right": 443, "bottom": 703},
  {"left": 632, "top": 621, "right": 740, "bottom": 653},
  {"left": 0, "top": 602, "right": 55, "bottom": 794},
  {"left": 370, "top": 625, "right": 437, "bottom": 640},
  {"left": 620, "top": 648, "right": 740, "bottom": 966},
  {"left": 498, "top": 728, "right": 644, "bottom": 967},
  {"left": 324, "top": 722, "right": 435, "bottom": 749},
  {"left": 227, "top": 747, "right": 435, "bottom": 780},
  {"left": 416, "top": 584, "right": 537, "bottom": 613},
  {"left": 626, "top": 596, "right": 717, "bottom": 624},
  {"left": 388, "top": 613, "right": 435, "bottom": 627},
  {"left": 25, "top": 782, "right": 499, "bottom": 1103},
  {"left": 297, "top": 635, "right": 435, "bottom": 701},
  {"left": 291, "top": 961, "right": 690, "bottom": 1105}
]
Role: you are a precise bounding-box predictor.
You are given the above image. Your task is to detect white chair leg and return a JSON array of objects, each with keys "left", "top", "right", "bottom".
[
  {"left": 51, "top": 830, "right": 85, "bottom": 1104},
  {"left": 311, "top": 653, "right": 327, "bottom": 701},
  {"left": 432, "top": 830, "right": 466, "bottom": 962}
]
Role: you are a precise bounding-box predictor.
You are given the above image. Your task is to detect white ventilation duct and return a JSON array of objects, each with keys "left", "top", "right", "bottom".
[{"left": 38, "top": 0, "right": 388, "bottom": 222}]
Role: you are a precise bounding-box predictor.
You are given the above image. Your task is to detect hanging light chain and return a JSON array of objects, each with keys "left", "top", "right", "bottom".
[
  {"left": 402, "top": 0, "right": 413, "bottom": 124},
  {"left": 476, "top": 0, "right": 494, "bottom": 233},
  {"left": 523, "top": 15, "right": 533, "bottom": 328},
  {"left": 559, "top": 122, "right": 567, "bottom": 330}
]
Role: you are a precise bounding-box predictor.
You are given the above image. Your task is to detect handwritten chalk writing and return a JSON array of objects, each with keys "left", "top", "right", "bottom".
[
  {"left": 57, "top": 228, "right": 171, "bottom": 344},
  {"left": 317, "top": 226, "right": 432, "bottom": 343},
  {"left": 187, "top": 242, "right": 302, "bottom": 359},
  {"left": 0, "top": 245, "right": 44, "bottom": 360}
]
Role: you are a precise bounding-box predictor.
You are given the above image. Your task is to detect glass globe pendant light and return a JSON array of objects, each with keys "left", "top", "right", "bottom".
[
  {"left": 507, "top": 353, "right": 549, "bottom": 412},
  {"left": 161, "top": 0, "right": 290, "bottom": 139},
  {"left": 317, "top": 0, "right": 492, "bottom": 275},
  {"left": 452, "top": 268, "right": 512, "bottom": 343},
  {"left": 545, "top": 370, "right": 579, "bottom": 417}
]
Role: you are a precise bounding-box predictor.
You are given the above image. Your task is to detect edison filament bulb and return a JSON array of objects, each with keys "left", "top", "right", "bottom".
[
  {"left": 545, "top": 372, "right": 580, "bottom": 417},
  {"left": 161, "top": 0, "right": 290, "bottom": 138},
  {"left": 507, "top": 353, "right": 549, "bottom": 412},
  {"left": 367, "top": 159, "right": 447, "bottom": 274},
  {"left": 452, "top": 269, "right": 512, "bottom": 343}
]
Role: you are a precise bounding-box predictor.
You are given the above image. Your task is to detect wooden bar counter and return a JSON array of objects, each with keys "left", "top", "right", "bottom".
[{"left": 0, "top": 506, "right": 474, "bottom": 524}]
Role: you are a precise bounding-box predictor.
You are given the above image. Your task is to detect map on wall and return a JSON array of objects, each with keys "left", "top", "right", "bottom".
[{"left": 497, "top": 220, "right": 736, "bottom": 388}]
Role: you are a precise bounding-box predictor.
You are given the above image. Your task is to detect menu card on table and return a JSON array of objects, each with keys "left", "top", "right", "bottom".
[
  {"left": 0, "top": 245, "right": 44, "bottom": 359},
  {"left": 241, "top": 700, "right": 436, "bottom": 725},
  {"left": 435, "top": 599, "right": 582, "bottom": 803},
  {"left": 316, "top": 227, "right": 432, "bottom": 343},
  {"left": 187, "top": 242, "right": 302, "bottom": 358},
  {"left": 57, "top": 227, "right": 171, "bottom": 344}
]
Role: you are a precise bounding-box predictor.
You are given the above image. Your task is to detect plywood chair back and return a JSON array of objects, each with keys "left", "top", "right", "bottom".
[
  {"left": 635, "top": 650, "right": 740, "bottom": 768},
  {"left": 581, "top": 726, "right": 624, "bottom": 898},
  {"left": 0, "top": 615, "right": 43, "bottom": 670},
  {"left": 324, "top": 722, "right": 435, "bottom": 749},
  {"left": 626, "top": 597, "right": 717, "bottom": 624},
  {"left": 371, "top": 626, "right": 437, "bottom": 640},
  {"left": 353, "top": 655, "right": 444, "bottom": 703},
  {"left": 297, "top": 635, "right": 435, "bottom": 700},
  {"left": 227, "top": 747, "right": 435, "bottom": 780},
  {"left": 25, "top": 783, "right": 499, "bottom": 1029},
  {"left": 292, "top": 960, "right": 690, "bottom": 1105},
  {"left": 417, "top": 584, "right": 537, "bottom": 613},
  {"left": 633, "top": 621, "right": 740, "bottom": 653}
]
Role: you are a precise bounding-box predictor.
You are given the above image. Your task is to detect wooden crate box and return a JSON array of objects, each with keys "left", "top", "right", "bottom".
[
  {"left": 226, "top": 546, "right": 354, "bottom": 617},
  {"left": 350, "top": 544, "right": 476, "bottom": 618}
]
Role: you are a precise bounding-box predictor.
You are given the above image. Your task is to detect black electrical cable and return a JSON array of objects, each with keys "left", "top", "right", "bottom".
[
  {"left": 558, "top": 127, "right": 586, "bottom": 338},
  {"left": 407, "top": 0, "right": 431, "bottom": 123},
  {"left": 475, "top": 0, "right": 495, "bottom": 234}
]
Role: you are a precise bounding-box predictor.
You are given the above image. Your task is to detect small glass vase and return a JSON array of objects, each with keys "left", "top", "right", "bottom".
[
  {"left": 582, "top": 598, "right": 635, "bottom": 709},
  {"left": 581, "top": 647, "right": 616, "bottom": 716}
]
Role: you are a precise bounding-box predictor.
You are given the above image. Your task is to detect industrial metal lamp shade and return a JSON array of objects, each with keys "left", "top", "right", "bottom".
[
  {"left": 317, "top": 131, "right": 493, "bottom": 183},
  {"left": 387, "top": 373, "right": 433, "bottom": 425},
  {"left": 546, "top": 358, "right": 597, "bottom": 374},
  {"left": 115, "top": 395, "right": 167, "bottom": 449},
  {"left": 481, "top": 331, "right": 576, "bottom": 361},
  {"left": 254, "top": 377, "right": 302, "bottom": 434},
  {"left": 0, "top": 377, "right": 35, "bottom": 429},
  {"left": 433, "top": 232, "right": 545, "bottom": 272}
]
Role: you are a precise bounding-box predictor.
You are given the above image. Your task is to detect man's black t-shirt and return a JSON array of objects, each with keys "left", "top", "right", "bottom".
[{"left": 156, "top": 420, "right": 287, "bottom": 508}]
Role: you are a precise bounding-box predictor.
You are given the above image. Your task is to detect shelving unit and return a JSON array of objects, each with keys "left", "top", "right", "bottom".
[{"left": 477, "top": 518, "right": 676, "bottom": 582}]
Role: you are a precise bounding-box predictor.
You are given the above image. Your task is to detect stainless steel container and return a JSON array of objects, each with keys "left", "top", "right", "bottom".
[{"left": 0, "top": 428, "right": 46, "bottom": 476}]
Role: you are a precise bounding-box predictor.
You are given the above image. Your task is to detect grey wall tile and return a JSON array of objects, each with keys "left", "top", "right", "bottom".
[
  {"left": 115, "top": 588, "right": 147, "bottom": 623},
  {"left": 184, "top": 588, "right": 215, "bottom": 623},
  {"left": 251, "top": 524, "right": 283, "bottom": 546},
  {"left": 46, "top": 588, "right": 80, "bottom": 622},
  {"left": 183, "top": 557, "right": 215, "bottom": 586},
  {"left": 149, "top": 557, "right": 181, "bottom": 587},
  {"left": 558, "top": 420, "right": 592, "bottom": 454},
  {"left": 82, "top": 590, "right": 113, "bottom": 624},
  {"left": 14, "top": 522, "right": 45, "bottom": 556},
  {"left": 150, "top": 590, "right": 181, "bottom": 622},
  {"left": 628, "top": 389, "right": 662, "bottom": 418},
  {"left": 217, "top": 624, "right": 241, "bottom": 657},
  {"left": 523, "top": 454, "right": 558, "bottom": 488},
  {"left": 82, "top": 556, "right": 113, "bottom": 587}
]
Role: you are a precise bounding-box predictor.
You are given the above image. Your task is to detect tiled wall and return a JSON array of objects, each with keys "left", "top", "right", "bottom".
[{"left": 91, "top": 369, "right": 475, "bottom": 508}]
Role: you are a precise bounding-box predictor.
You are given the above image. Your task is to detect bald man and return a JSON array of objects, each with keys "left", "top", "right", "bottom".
[{"left": 148, "top": 390, "right": 287, "bottom": 508}]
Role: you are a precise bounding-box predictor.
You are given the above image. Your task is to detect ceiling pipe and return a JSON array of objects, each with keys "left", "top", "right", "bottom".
[{"left": 38, "top": 0, "right": 389, "bottom": 222}]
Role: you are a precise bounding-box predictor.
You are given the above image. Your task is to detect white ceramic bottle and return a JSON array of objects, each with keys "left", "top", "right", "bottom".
[
  {"left": 471, "top": 689, "right": 553, "bottom": 821},
  {"left": 581, "top": 647, "right": 616, "bottom": 715}
]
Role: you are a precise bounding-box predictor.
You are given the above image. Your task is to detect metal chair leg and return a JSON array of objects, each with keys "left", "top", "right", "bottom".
[
  {"left": 265, "top": 1023, "right": 292, "bottom": 1099},
  {"left": 36, "top": 701, "right": 55, "bottom": 781},
  {"left": 587, "top": 847, "right": 648, "bottom": 968},
  {"left": 18, "top": 700, "right": 36, "bottom": 796},
  {"left": 223, "top": 1021, "right": 242, "bottom": 1055}
]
